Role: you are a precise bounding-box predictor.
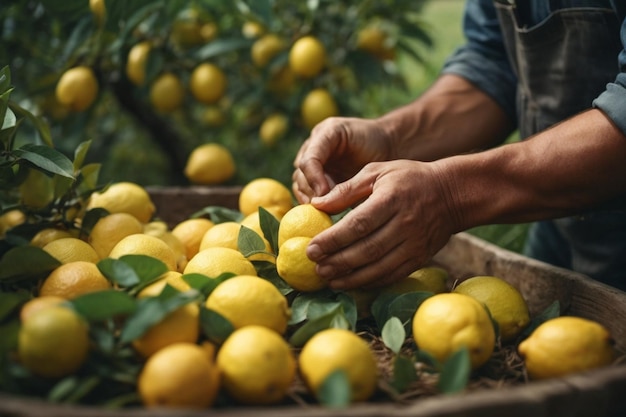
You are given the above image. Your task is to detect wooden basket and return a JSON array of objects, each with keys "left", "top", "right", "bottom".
[{"left": 2, "top": 186, "right": 625, "bottom": 417}]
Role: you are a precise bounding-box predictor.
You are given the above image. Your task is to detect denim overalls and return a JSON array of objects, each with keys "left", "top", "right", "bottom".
[{"left": 494, "top": 1, "right": 626, "bottom": 290}]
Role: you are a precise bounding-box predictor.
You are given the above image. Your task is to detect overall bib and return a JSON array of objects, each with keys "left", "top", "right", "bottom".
[{"left": 494, "top": 1, "right": 626, "bottom": 290}]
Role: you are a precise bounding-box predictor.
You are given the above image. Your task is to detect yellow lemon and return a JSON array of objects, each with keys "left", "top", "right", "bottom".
[
  {"left": 205, "top": 275, "right": 290, "bottom": 334},
  {"left": 19, "top": 296, "right": 66, "bottom": 323},
  {"left": 126, "top": 41, "right": 151, "bottom": 86},
  {"left": 242, "top": 21, "right": 265, "bottom": 39},
  {"left": 190, "top": 63, "right": 227, "bottom": 105},
  {"left": 198, "top": 221, "right": 241, "bottom": 251},
  {"left": 109, "top": 233, "right": 178, "bottom": 271},
  {"left": 88, "top": 212, "right": 144, "bottom": 259},
  {"left": 200, "top": 22, "right": 218, "bottom": 42},
  {"left": 42, "top": 237, "right": 99, "bottom": 264},
  {"left": 384, "top": 266, "right": 449, "bottom": 295},
  {"left": 143, "top": 222, "right": 188, "bottom": 272},
  {"left": 138, "top": 342, "right": 220, "bottom": 408},
  {"left": 276, "top": 236, "right": 326, "bottom": 292},
  {"left": 0, "top": 209, "right": 25, "bottom": 237},
  {"left": 357, "top": 26, "right": 395, "bottom": 60},
  {"left": 301, "top": 88, "right": 339, "bottom": 130},
  {"left": 289, "top": 35, "right": 326, "bottom": 79},
  {"left": 184, "top": 247, "right": 257, "bottom": 278},
  {"left": 277, "top": 203, "right": 333, "bottom": 247},
  {"left": 55, "top": 66, "right": 99, "bottom": 112},
  {"left": 149, "top": 72, "right": 184, "bottom": 113},
  {"left": 217, "top": 325, "right": 295, "bottom": 405},
  {"left": 169, "top": 9, "right": 205, "bottom": 48},
  {"left": 18, "top": 305, "right": 89, "bottom": 378},
  {"left": 518, "top": 316, "right": 615, "bottom": 380},
  {"left": 251, "top": 34, "right": 286, "bottom": 68},
  {"left": 19, "top": 168, "right": 54, "bottom": 209},
  {"left": 184, "top": 143, "right": 236, "bottom": 185},
  {"left": 89, "top": 0, "right": 105, "bottom": 24},
  {"left": 412, "top": 292, "right": 495, "bottom": 370},
  {"left": 30, "top": 228, "right": 74, "bottom": 248},
  {"left": 138, "top": 271, "right": 191, "bottom": 298},
  {"left": 39, "top": 261, "right": 111, "bottom": 299},
  {"left": 238, "top": 177, "right": 294, "bottom": 217},
  {"left": 259, "top": 112, "right": 288, "bottom": 147},
  {"left": 299, "top": 328, "right": 377, "bottom": 402},
  {"left": 87, "top": 182, "right": 156, "bottom": 224},
  {"left": 201, "top": 105, "right": 226, "bottom": 127},
  {"left": 453, "top": 275, "right": 530, "bottom": 343},
  {"left": 171, "top": 218, "right": 215, "bottom": 260}
]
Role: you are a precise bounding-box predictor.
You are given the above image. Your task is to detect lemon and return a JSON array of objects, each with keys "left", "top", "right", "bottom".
[
  {"left": 384, "top": 266, "right": 449, "bottom": 295},
  {"left": 453, "top": 275, "right": 530, "bottom": 343},
  {"left": 259, "top": 113, "right": 288, "bottom": 147},
  {"left": 357, "top": 26, "right": 395, "bottom": 60},
  {"left": 170, "top": 9, "right": 205, "bottom": 49},
  {"left": 412, "top": 292, "right": 495, "bottom": 370},
  {"left": 126, "top": 41, "right": 151, "bottom": 86},
  {"left": 150, "top": 72, "right": 185, "bottom": 113},
  {"left": 138, "top": 271, "right": 191, "bottom": 298},
  {"left": 205, "top": 275, "right": 290, "bottom": 334},
  {"left": 518, "top": 316, "right": 615, "bottom": 380},
  {"left": 190, "top": 63, "right": 227, "bottom": 105},
  {"left": 88, "top": 212, "right": 144, "bottom": 259},
  {"left": 238, "top": 177, "right": 294, "bottom": 217},
  {"left": 30, "top": 228, "right": 74, "bottom": 248},
  {"left": 89, "top": 0, "right": 105, "bottom": 24},
  {"left": 19, "top": 296, "right": 65, "bottom": 322},
  {"left": 278, "top": 203, "right": 333, "bottom": 247},
  {"left": 109, "top": 233, "right": 178, "bottom": 271},
  {"left": 138, "top": 342, "right": 220, "bottom": 408},
  {"left": 184, "top": 247, "right": 257, "bottom": 278},
  {"left": 289, "top": 36, "right": 326, "bottom": 79},
  {"left": 301, "top": 88, "right": 339, "bottom": 130},
  {"left": 242, "top": 21, "right": 265, "bottom": 39},
  {"left": 18, "top": 305, "right": 89, "bottom": 378},
  {"left": 251, "top": 34, "right": 286, "bottom": 68},
  {"left": 198, "top": 221, "right": 241, "bottom": 251},
  {"left": 201, "top": 105, "right": 226, "bottom": 127},
  {"left": 55, "top": 66, "right": 99, "bottom": 112},
  {"left": 39, "top": 261, "right": 111, "bottom": 299},
  {"left": 184, "top": 143, "right": 236, "bottom": 185},
  {"left": 217, "top": 325, "right": 296, "bottom": 405},
  {"left": 299, "top": 328, "right": 378, "bottom": 402},
  {"left": 42, "top": 237, "right": 99, "bottom": 264},
  {"left": 87, "top": 182, "right": 156, "bottom": 224},
  {"left": 0, "top": 209, "right": 25, "bottom": 237},
  {"left": 19, "top": 168, "right": 54, "bottom": 209},
  {"left": 143, "top": 221, "right": 188, "bottom": 272},
  {"left": 200, "top": 22, "right": 218, "bottom": 42},
  {"left": 276, "top": 236, "right": 327, "bottom": 292},
  {"left": 171, "top": 218, "right": 215, "bottom": 260}
]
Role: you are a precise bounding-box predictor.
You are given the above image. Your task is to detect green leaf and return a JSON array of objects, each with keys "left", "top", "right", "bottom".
[
  {"left": 200, "top": 306, "right": 234, "bottom": 345},
  {"left": 391, "top": 355, "right": 418, "bottom": 393},
  {"left": 13, "top": 144, "right": 74, "bottom": 178},
  {"left": 438, "top": 347, "right": 471, "bottom": 394},
  {"left": 289, "top": 292, "right": 316, "bottom": 325},
  {"left": 414, "top": 349, "right": 441, "bottom": 371},
  {"left": 97, "top": 258, "right": 141, "bottom": 288},
  {"left": 518, "top": 300, "right": 560, "bottom": 340},
  {"left": 76, "top": 162, "right": 101, "bottom": 192},
  {"left": 289, "top": 305, "right": 343, "bottom": 347},
  {"left": 8, "top": 102, "right": 53, "bottom": 147},
  {"left": 254, "top": 261, "right": 292, "bottom": 295},
  {"left": 70, "top": 290, "right": 137, "bottom": 322},
  {"left": 335, "top": 291, "right": 357, "bottom": 330},
  {"left": 317, "top": 369, "right": 351, "bottom": 408},
  {"left": 0, "top": 246, "right": 61, "bottom": 284},
  {"left": 192, "top": 206, "right": 243, "bottom": 223},
  {"left": 0, "top": 291, "right": 30, "bottom": 321},
  {"left": 381, "top": 316, "right": 406, "bottom": 354},
  {"left": 372, "top": 291, "right": 433, "bottom": 334},
  {"left": 2, "top": 107, "right": 16, "bottom": 132},
  {"left": 72, "top": 140, "right": 92, "bottom": 171},
  {"left": 258, "top": 206, "right": 280, "bottom": 254},
  {"left": 238, "top": 225, "right": 266, "bottom": 256},
  {"left": 98, "top": 255, "right": 168, "bottom": 289},
  {"left": 194, "top": 38, "right": 253, "bottom": 61}
]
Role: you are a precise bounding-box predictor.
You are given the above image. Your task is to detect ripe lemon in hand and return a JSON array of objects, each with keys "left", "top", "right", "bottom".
[
  {"left": 238, "top": 177, "right": 294, "bottom": 217},
  {"left": 277, "top": 203, "right": 333, "bottom": 247},
  {"left": 87, "top": 182, "right": 156, "bottom": 224},
  {"left": 190, "top": 63, "right": 226, "bottom": 105},
  {"left": 184, "top": 247, "right": 257, "bottom": 278},
  {"left": 39, "top": 261, "right": 111, "bottom": 299},
  {"left": 88, "top": 212, "right": 144, "bottom": 259},
  {"left": 18, "top": 305, "right": 89, "bottom": 378},
  {"left": 413, "top": 292, "right": 495, "bottom": 370},
  {"left": 55, "top": 66, "right": 98, "bottom": 112},
  {"left": 184, "top": 143, "right": 235, "bottom": 185},
  {"left": 276, "top": 236, "right": 326, "bottom": 292},
  {"left": 301, "top": 88, "right": 339, "bottom": 130},
  {"left": 453, "top": 275, "right": 530, "bottom": 343},
  {"left": 299, "top": 328, "right": 378, "bottom": 402},
  {"left": 205, "top": 275, "right": 290, "bottom": 334},
  {"left": 289, "top": 35, "right": 326, "bottom": 79},
  {"left": 518, "top": 316, "right": 615, "bottom": 380},
  {"left": 217, "top": 325, "right": 296, "bottom": 405},
  {"left": 138, "top": 342, "right": 220, "bottom": 408}
]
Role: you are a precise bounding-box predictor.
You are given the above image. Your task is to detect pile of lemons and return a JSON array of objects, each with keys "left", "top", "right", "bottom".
[{"left": 6, "top": 176, "right": 619, "bottom": 410}]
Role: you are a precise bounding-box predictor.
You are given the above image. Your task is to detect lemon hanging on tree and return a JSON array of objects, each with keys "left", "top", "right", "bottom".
[
  {"left": 190, "top": 63, "right": 227, "bottom": 105},
  {"left": 149, "top": 72, "right": 184, "bottom": 113},
  {"left": 289, "top": 35, "right": 327, "bottom": 79},
  {"left": 55, "top": 66, "right": 99, "bottom": 112},
  {"left": 184, "top": 143, "right": 235, "bottom": 185},
  {"left": 301, "top": 88, "right": 339, "bottom": 130}
]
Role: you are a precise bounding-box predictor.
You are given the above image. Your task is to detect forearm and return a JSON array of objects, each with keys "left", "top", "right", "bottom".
[
  {"left": 377, "top": 74, "right": 515, "bottom": 161},
  {"left": 437, "top": 109, "right": 626, "bottom": 232}
]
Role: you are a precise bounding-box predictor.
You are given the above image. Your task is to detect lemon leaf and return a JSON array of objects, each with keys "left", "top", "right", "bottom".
[
  {"left": 0, "top": 246, "right": 61, "bottom": 284},
  {"left": 289, "top": 305, "right": 343, "bottom": 347},
  {"left": 0, "top": 290, "right": 30, "bottom": 321},
  {"left": 317, "top": 369, "right": 351, "bottom": 408},
  {"left": 519, "top": 299, "right": 560, "bottom": 340},
  {"left": 288, "top": 292, "right": 316, "bottom": 325},
  {"left": 200, "top": 306, "right": 234, "bottom": 344},
  {"left": 414, "top": 349, "right": 441, "bottom": 371},
  {"left": 437, "top": 346, "right": 471, "bottom": 394},
  {"left": 391, "top": 354, "right": 418, "bottom": 393},
  {"left": 13, "top": 144, "right": 73, "bottom": 178},
  {"left": 381, "top": 316, "right": 405, "bottom": 354},
  {"left": 70, "top": 290, "right": 137, "bottom": 322},
  {"left": 254, "top": 262, "right": 292, "bottom": 295},
  {"left": 335, "top": 292, "right": 357, "bottom": 330},
  {"left": 194, "top": 38, "right": 252, "bottom": 61},
  {"left": 238, "top": 225, "right": 266, "bottom": 255},
  {"left": 192, "top": 206, "right": 242, "bottom": 223},
  {"left": 72, "top": 140, "right": 92, "bottom": 171},
  {"left": 98, "top": 255, "right": 168, "bottom": 289},
  {"left": 258, "top": 206, "right": 280, "bottom": 253},
  {"left": 372, "top": 291, "right": 433, "bottom": 334}
]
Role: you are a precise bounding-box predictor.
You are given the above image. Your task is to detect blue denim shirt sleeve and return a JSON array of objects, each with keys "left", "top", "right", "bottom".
[
  {"left": 592, "top": 16, "right": 626, "bottom": 136},
  {"left": 440, "top": 0, "right": 518, "bottom": 125}
]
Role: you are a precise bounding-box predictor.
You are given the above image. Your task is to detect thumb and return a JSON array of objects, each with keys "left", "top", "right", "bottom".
[{"left": 310, "top": 172, "right": 373, "bottom": 214}]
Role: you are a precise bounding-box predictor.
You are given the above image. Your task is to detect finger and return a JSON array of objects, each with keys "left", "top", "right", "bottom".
[
  {"left": 309, "top": 163, "right": 378, "bottom": 215},
  {"left": 297, "top": 123, "right": 343, "bottom": 197},
  {"left": 292, "top": 169, "right": 313, "bottom": 204}
]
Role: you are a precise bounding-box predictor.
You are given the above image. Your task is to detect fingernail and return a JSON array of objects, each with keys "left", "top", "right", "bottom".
[{"left": 307, "top": 243, "right": 322, "bottom": 261}]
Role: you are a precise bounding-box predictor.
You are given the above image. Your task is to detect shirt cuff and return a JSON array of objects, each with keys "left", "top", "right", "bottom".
[{"left": 592, "top": 74, "right": 626, "bottom": 136}]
